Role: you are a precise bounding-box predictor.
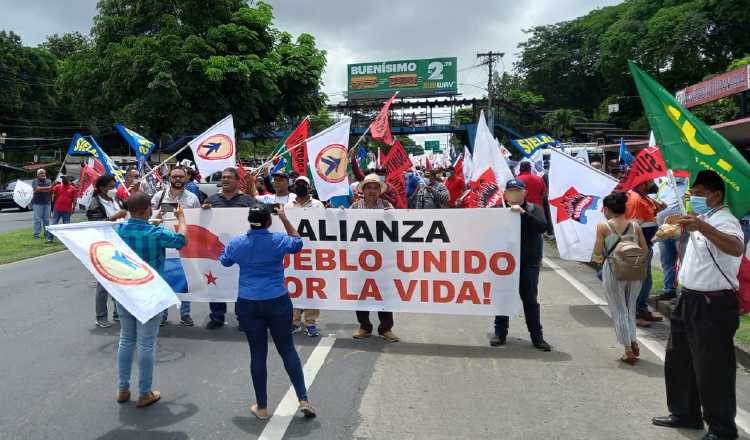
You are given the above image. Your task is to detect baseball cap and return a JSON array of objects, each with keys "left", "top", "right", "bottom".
[
  {"left": 272, "top": 171, "right": 289, "bottom": 179},
  {"left": 295, "top": 176, "right": 311, "bottom": 185},
  {"left": 505, "top": 178, "right": 526, "bottom": 190}
]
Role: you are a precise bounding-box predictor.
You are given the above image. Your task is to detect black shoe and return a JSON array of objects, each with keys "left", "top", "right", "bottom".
[
  {"left": 160, "top": 317, "right": 168, "bottom": 327},
  {"left": 206, "top": 320, "right": 224, "bottom": 330},
  {"left": 490, "top": 335, "right": 506, "bottom": 347},
  {"left": 533, "top": 339, "right": 552, "bottom": 351},
  {"left": 656, "top": 291, "right": 677, "bottom": 301},
  {"left": 180, "top": 315, "right": 194, "bottom": 327},
  {"left": 652, "top": 415, "right": 704, "bottom": 430}
]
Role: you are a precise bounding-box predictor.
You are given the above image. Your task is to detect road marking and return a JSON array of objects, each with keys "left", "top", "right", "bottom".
[
  {"left": 258, "top": 335, "right": 336, "bottom": 440},
  {"left": 0, "top": 250, "right": 68, "bottom": 267},
  {"left": 544, "top": 257, "right": 750, "bottom": 434}
]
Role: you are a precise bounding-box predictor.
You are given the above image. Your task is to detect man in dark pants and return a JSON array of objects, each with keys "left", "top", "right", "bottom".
[
  {"left": 491, "top": 178, "right": 552, "bottom": 351},
  {"left": 652, "top": 171, "right": 744, "bottom": 440},
  {"left": 201, "top": 167, "right": 258, "bottom": 330}
]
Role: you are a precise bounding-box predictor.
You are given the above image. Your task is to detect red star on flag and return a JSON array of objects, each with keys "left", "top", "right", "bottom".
[
  {"left": 549, "top": 186, "right": 601, "bottom": 225},
  {"left": 204, "top": 271, "right": 218, "bottom": 285}
]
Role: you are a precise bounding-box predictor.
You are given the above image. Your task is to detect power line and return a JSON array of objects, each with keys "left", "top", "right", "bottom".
[
  {"left": 0, "top": 116, "right": 84, "bottom": 124},
  {"left": 476, "top": 51, "right": 505, "bottom": 128},
  {"left": 0, "top": 122, "right": 88, "bottom": 130}
]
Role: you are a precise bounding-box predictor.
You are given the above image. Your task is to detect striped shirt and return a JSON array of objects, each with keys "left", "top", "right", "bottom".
[{"left": 116, "top": 218, "right": 187, "bottom": 275}]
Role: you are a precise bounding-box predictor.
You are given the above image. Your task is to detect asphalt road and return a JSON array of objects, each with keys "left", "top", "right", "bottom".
[
  {"left": 0, "top": 208, "right": 86, "bottom": 233},
  {"left": 1, "top": 243, "right": 748, "bottom": 439}
]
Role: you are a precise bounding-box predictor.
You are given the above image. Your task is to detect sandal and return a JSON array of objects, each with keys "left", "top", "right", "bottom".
[
  {"left": 631, "top": 341, "right": 640, "bottom": 358},
  {"left": 299, "top": 401, "right": 317, "bottom": 418},
  {"left": 620, "top": 349, "right": 637, "bottom": 365},
  {"left": 250, "top": 404, "right": 269, "bottom": 420}
]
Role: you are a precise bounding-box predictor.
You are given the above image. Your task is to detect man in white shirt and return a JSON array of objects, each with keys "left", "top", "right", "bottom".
[
  {"left": 285, "top": 176, "right": 323, "bottom": 337},
  {"left": 150, "top": 166, "right": 200, "bottom": 327},
  {"left": 256, "top": 172, "right": 296, "bottom": 205},
  {"left": 655, "top": 176, "right": 688, "bottom": 300},
  {"left": 653, "top": 170, "right": 744, "bottom": 440}
]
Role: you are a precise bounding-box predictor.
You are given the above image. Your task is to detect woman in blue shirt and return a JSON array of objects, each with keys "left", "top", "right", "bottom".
[{"left": 220, "top": 205, "right": 316, "bottom": 419}]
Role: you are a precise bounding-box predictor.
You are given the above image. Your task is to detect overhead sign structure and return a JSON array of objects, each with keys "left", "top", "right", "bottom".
[
  {"left": 676, "top": 64, "right": 750, "bottom": 108},
  {"left": 347, "top": 57, "right": 458, "bottom": 100},
  {"left": 424, "top": 140, "right": 441, "bottom": 152}
]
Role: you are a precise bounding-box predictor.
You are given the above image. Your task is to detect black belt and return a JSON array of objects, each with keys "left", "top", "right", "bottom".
[{"left": 682, "top": 287, "right": 733, "bottom": 297}]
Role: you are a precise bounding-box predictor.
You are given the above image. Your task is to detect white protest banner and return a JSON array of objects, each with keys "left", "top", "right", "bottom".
[
  {"left": 12, "top": 179, "right": 33, "bottom": 208},
  {"left": 306, "top": 118, "right": 352, "bottom": 201},
  {"left": 548, "top": 149, "right": 618, "bottom": 262},
  {"left": 48, "top": 222, "right": 180, "bottom": 323},
  {"left": 163, "top": 208, "right": 521, "bottom": 316},
  {"left": 188, "top": 115, "right": 236, "bottom": 179}
]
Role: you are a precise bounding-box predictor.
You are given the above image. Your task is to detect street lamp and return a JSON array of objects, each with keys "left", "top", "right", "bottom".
[{"left": 0, "top": 132, "right": 6, "bottom": 160}]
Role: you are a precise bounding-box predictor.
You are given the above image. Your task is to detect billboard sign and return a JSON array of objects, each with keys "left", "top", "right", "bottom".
[
  {"left": 676, "top": 65, "right": 750, "bottom": 108},
  {"left": 424, "top": 140, "right": 441, "bottom": 152},
  {"left": 348, "top": 57, "right": 457, "bottom": 100}
]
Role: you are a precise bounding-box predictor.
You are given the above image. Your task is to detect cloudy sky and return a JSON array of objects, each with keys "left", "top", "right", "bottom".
[{"left": 0, "top": 0, "right": 621, "bottom": 148}]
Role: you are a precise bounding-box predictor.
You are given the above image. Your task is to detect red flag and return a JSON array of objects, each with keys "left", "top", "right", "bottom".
[
  {"left": 614, "top": 146, "right": 689, "bottom": 192},
  {"left": 453, "top": 154, "right": 464, "bottom": 177},
  {"left": 385, "top": 173, "right": 407, "bottom": 209},
  {"left": 369, "top": 93, "right": 397, "bottom": 145},
  {"left": 236, "top": 161, "right": 248, "bottom": 192},
  {"left": 381, "top": 140, "right": 412, "bottom": 177},
  {"left": 464, "top": 168, "right": 504, "bottom": 208},
  {"left": 77, "top": 162, "right": 102, "bottom": 200},
  {"left": 425, "top": 156, "right": 432, "bottom": 172},
  {"left": 286, "top": 118, "right": 310, "bottom": 176}
]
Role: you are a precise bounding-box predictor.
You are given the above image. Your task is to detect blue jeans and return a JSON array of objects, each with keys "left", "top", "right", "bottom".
[
  {"left": 51, "top": 211, "right": 71, "bottom": 225},
  {"left": 116, "top": 303, "right": 162, "bottom": 396},
  {"left": 32, "top": 203, "right": 51, "bottom": 240},
  {"left": 659, "top": 239, "right": 679, "bottom": 294},
  {"left": 236, "top": 295, "right": 307, "bottom": 409},
  {"left": 636, "top": 247, "right": 654, "bottom": 314},
  {"left": 162, "top": 301, "right": 191, "bottom": 320},
  {"left": 742, "top": 220, "right": 750, "bottom": 247}
]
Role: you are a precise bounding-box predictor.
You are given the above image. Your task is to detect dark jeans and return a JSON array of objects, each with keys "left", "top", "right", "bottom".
[
  {"left": 636, "top": 226, "right": 657, "bottom": 314},
  {"left": 659, "top": 239, "right": 679, "bottom": 294},
  {"left": 209, "top": 302, "right": 239, "bottom": 323},
  {"left": 495, "top": 265, "right": 543, "bottom": 342},
  {"left": 236, "top": 295, "right": 307, "bottom": 409},
  {"left": 665, "top": 290, "right": 739, "bottom": 438},
  {"left": 356, "top": 311, "right": 394, "bottom": 335}
]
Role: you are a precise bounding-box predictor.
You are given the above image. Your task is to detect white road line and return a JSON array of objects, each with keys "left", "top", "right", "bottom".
[
  {"left": 543, "top": 257, "right": 750, "bottom": 434},
  {"left": 0, "top": 250, "right": 67, "bottom": 267},
  {"left": 258, "top": 335, "right": 336, "bottom": 440},
  {"left": 542, "top": 257, "right": 607, "bottom": 306}
]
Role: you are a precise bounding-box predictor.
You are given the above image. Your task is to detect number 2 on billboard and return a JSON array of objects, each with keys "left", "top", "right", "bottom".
[{"left": 428, "top": 61, "right": 444, "bottom": 80}]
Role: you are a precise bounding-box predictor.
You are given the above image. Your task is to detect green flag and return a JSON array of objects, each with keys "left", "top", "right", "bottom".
[{"left": 628, "top": 60, "right": 750, "bottom": 218}]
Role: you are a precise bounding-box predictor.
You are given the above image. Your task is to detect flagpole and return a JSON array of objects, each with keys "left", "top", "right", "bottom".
[
  {"left": 252, "top": 117, "right": 348, "bottom": 176},
  {"left": 54, "top": 153, "right": 70, "bottom": 181},
  {"left": 140, "top": 144, "right": 189, "bottom": 181}
]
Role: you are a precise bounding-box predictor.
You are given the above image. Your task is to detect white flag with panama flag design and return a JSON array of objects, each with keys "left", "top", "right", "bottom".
[{"left": 188, "top": 115, "right": 237, "bottom": 180}]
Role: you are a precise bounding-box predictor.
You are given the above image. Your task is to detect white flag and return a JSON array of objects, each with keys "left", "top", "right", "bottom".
[
  {"left": 48, "top": 222, "right": 179, "bottom": 323},
  {"left": 470, "top": 111, "right": 513, "bottom": 189},
  {"left": 306, "top": 118, "right": 352, "bottom": 201},
  {"left": 188, "top": 115, "right": 236, "bottom": 180},
  {"left": 12, "top": 179, "right": 33, "bottom": 209},
  {"left": 548, "top": 149, "right": 618, "bottom": 261},
  {"left": 516, "top": 149, "right": 545, "bottom": 176},
  {"left": 462, "top": 146, "right": 472, "bottom": 184},
  {"left": 575, "top": 148, "right": 590, "bottom": 165}
]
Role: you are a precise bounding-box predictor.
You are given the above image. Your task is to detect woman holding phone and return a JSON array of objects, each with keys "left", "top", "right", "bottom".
[{"left": 220, "top": 204, "right": 316, "bottom": 420}]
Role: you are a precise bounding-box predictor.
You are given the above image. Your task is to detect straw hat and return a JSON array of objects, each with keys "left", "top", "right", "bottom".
[{"left": 358, "top": 173, "right": 387, "bottom": 194}]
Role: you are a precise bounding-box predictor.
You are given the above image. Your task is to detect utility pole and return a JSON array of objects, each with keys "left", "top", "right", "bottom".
[{"left": 476, "top": 51, "right": 504, "bottom": 129}]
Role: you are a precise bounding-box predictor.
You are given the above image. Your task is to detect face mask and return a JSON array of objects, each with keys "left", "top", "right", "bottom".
[
  {"left": 107, "top": 189, "right": 117, "bottom": 199},
  {"left": 505, "top": 191, "right": 524, "bottom": 205},
  {"left": 294, "top": 184, "right": 309, "bottom": 197},
  {"left": 690, "top": 195, "right": 710, "bottom": 215},
  {"left": 424, "top": 177, "right": 432, "bottom": 185},
  {"left": 378, "top": 175, "right": 386, "bottom": 183}
]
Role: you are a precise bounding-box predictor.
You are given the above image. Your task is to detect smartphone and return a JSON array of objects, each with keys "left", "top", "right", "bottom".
[{"left": 161, "top": 202, "right": 177, "bottom": 213}]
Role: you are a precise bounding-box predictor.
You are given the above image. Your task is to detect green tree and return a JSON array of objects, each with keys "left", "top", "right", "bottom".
[
  {"left": 58, "top": 0, "right": 327, "bottom": 143},
  {"left": 542, "top": 108, "right": 586, "bottom": 141},
  {"left": 40, "top": 32, "right": 91, "bottom": 60}
]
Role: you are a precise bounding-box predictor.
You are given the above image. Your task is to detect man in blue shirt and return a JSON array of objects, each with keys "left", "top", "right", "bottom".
[
  {"left": 113, "top": 192, "right": 187, "bottom": 408},
  {"left": 219, "top": 205, "right": 316, "bottom": 420}
]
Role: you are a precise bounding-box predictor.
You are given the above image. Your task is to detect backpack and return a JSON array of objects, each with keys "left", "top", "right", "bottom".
[
  {"left": 605, "top": 221, "right": 647, "bottom": 282},
  {"left": 738, "top": 247, "right": 750, "bottom": 315}
]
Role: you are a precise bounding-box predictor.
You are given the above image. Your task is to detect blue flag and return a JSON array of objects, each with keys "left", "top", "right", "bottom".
[
  {"left": 511, "top": 134, "right": 560, "bottom": 158},
  {"left": 270, "top": 156, "right": 287, "bottom": 175},
  {"left": 67, "top": 134, "right": 127, "bottom": 187},
  {"left": 114, "top": 124, "right": 155, "bottom": 170},
  {"left": 619, "top": 137, "right": 635, "bottom": 166}
]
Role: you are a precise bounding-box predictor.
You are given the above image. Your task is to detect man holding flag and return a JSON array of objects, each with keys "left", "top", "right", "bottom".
[{"left": 629, "top": 61, "right": 750, "bottom": 440}]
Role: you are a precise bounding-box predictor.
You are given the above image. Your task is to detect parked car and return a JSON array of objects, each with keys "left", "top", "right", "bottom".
[
  {"left": 0, "top": 180, "right": 33, "bottom": 211},
  {"left": 197, "top": 171, "right": 223, "bottom": 199}
]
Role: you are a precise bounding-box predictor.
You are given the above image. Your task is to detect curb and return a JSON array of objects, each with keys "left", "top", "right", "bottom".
[{"left": 649, "top": 296, "right": 750, "bottom": 370}]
